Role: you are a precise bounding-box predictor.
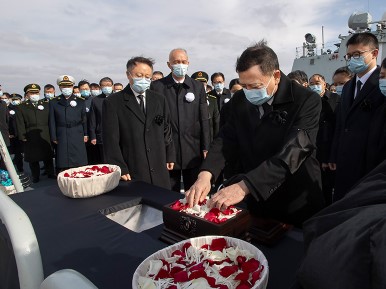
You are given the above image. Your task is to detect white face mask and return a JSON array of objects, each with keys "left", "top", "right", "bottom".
[
  {"left": 61, "top": 88, "right": 73, "bottom": 97},
  {"left": 172, "top": 64, "right": 188, "bottom": 77},
  {"left": 30, "top": 94, "right": 40, "bottom": 102},
  {"left": 91, "top": 90, "right": 101, "bottom": 97}
]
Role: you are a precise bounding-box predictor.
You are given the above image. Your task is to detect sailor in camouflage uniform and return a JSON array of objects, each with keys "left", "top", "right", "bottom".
[
  {"left": 15, "top": 84, "right": 55, "bottom": 182},
  {"left": 49, "top": 75, "right": 88, "bottom": 172}
]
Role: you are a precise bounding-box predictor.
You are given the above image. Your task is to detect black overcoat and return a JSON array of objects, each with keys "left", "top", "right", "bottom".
[
  {"left": 150, "top": 73, "right": 210, "bottom": 170},
  {"left": 49, "top": 95, "right": 88, "bottom": 168},
  {"left": 102, "top": 85, "right": 175, "bottom": 189},
  {"left": 201, "top": 73, "right": 324, "bottom": 225},
  {"left": 15, "top": 99, "right": 53, "bottom": 162},
  {"left": 208, "top": 88, "right": 232, "bottom": 111},
  {"left": 207, "top": 94, "right": 220, "bottom": 142},
  {"left": 0, "top": 101, "right": 9, "bottom": 147},
  {"left": 330, "top": 67, "right": 384, "bottom": 200},
  {"left": 88, "top": 94, "right": 107, "bottom": 144}
]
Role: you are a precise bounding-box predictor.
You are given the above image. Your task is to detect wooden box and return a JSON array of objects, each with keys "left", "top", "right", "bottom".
[{"left": 160, "top": 202, "right": 251, "bottom": 244}]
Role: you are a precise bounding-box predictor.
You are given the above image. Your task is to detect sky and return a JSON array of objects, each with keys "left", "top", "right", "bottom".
[{"left": 0, "top": 0, "right": 385, "bottom": 94}]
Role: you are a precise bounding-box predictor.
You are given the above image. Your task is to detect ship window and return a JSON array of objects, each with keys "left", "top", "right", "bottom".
[{"left": 310, "top": 59, "right": 315, "bottom": 65}]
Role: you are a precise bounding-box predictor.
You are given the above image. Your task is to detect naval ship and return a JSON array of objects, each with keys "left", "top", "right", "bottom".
[{"left": 291, "top": 11, "right": 386, "bottom": 83}]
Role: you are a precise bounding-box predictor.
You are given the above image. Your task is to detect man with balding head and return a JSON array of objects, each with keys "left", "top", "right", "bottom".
[{"left": 151, "top": 48, "right": 210, "bottom": 192}]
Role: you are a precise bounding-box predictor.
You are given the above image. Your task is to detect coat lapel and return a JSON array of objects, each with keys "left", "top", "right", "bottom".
[
  {"left": 123, "top": 85, "right": 145, "bottom": 124},
  {"left": 144, "top": 90, "right": 157, "bottom": 127}
]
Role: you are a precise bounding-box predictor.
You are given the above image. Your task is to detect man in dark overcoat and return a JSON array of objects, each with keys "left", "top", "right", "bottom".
[
  {"left": 329, "top": 32, "right": 384, "bottom": 201},
  {"left": 49, "top": 75, "right": 88, "bottom": 172},
  {"left": 150, "top": 48, "right": 210, "bottom": 192},
  {"left": 16, "top": 84, "right": 54, "bottom": 182},
  {"left": 8, "top": 94, "right": 24, "bottom": 173},
  {"left": 102, "top": 56, "right": 175, "bottom": 189},
  {"left": 186, "top": 41, "right": 325, "bottom": 226}
]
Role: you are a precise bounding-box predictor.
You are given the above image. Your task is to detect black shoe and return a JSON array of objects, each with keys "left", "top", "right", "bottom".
[{"left": 32, "top": 178, "right": 40, "bottom": 183}]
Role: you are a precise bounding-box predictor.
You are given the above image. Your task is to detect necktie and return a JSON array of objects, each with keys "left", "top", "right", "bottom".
[
  {"left": 173, "top": 83, "right": 182, "bottom": 95},
  {"left": 355, "top": 80, "right": 362, "bottom": 99},
  {"left": 138, "top": 95, "right": 145, "bottom": 115},
  {"left": 261, "top": 102, "right": 272, "bottom": 118}
]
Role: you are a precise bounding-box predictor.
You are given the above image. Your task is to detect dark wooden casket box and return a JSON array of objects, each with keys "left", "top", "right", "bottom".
[{"left": 160, "top": 202, "right": 251, "bottom": 244}]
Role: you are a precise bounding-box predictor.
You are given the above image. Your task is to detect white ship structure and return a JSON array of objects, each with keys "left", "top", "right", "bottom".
[{"left": 292, "top": 11, "right": 386, "bottom": 83}]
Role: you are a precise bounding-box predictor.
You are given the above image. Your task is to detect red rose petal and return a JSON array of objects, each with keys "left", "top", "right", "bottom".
[
  {"left": 235, "top": 271, "right": 249, "bottom": 282},
  {"left": 170, "top": 266, "right": 184, "bottom": 276},
  {"left": 236, "top": 256, "right": 246, "bottom": 267},
  {"left": 154, "top": 268, "right": 170, "bottom": 280},
  {"left": 251, "top": 265, "right": 264, "bottom": 285},
  {"left": 241, "top": 258, "right": 260, "bottom": 273},
  {"left": 182, "top": 242, "right": 192, "bottom": 252},
  {"left": 64, "top": 173, "right": 69, "bottom": 177},
  {"left": 219, "top": 265, "right": 239, "bottom": 277},
  {"left": 236, "top": 282, "right": 251, "bottom": 289},
  {"left": 188, "top": 269, "right": 206, "bottom": 280},
  {"left": 173, "top": 270, "right": 189, "bottom": 283},
  {"left": 217, "top": 285, "right": 229, "bottom": 289},
  {"left": 171, "top": 250, "right": 185, "bottom": 257},
  {"left": 166, "top": 286, "right": 177, "bottom": 289},
  {"left": 210, "top": 238, "right": 227, "bottom": 251},
  {"left": 189, "top": 262, "right": 204, "bottom": 272},
  {"left": 201, "top": 244, "right": 209, "bottom": 249}
]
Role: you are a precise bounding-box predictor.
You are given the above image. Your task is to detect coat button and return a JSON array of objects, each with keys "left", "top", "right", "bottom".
[
  {"left": 146, "top": 148, "right": 150, "bottom": 152},
  {"left": 146, "top": 128, "right": 150, "bottom": 132},
  {"left": 150, "top": 168, "right": 154, "bottom": 173}
]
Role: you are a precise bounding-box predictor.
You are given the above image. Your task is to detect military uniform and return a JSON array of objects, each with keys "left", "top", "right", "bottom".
[
  {"left": 16, "top": 85, "right": 54, "bottom": 181},
  {"left": 49, "top": 75, "right": 88, "bottom": 170}
]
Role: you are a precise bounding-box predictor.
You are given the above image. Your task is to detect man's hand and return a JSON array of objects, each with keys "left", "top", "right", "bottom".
[
  {"left": 166, "top": 162, "right": 174, "bottom": 170},
  {"left": 328, "top": 163, "right": 336, "bottom": 171},
  {"left": 84, "top": 136, "right": 89, "bottom": 143},
  {"left": 185, "top": 171, "right": 212, "bottom": 207},
  {"left": 91, "top": 139, "right": 97, "bottom": 145},
  {"left": 121, "top": 174, "right": 131, "bottom": 181},
  {"left": 208, "top": 180, "right": 249, "bottom": 211},
  {"left": 202, "top": 150, "right": 208, "bottom": 159}
]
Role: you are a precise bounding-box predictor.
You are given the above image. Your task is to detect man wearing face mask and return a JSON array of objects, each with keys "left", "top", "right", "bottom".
[
  {"left": 88, "top": 77, "right": 113, "bottom": 164},
  {"left": 329, "top": 32, "right": 384, "bottom": 201},
  {"left": 309, "top": 73, "right": 339, "bottom": 204},
  {"left": 150, "top": 48, "right": 210, "bottom": 193},
  {"left": 186, "top": 40, "right": 324, "bottom": 226},
  {"left": 332, "top": 67, "right": 353, "bottom": 96},
  {"left": 49, "top": 75, "right": 88, "bottom": 173},
  {"left": 15, "top": 84, "right": 55, "bottom": 182},
  {"left": 90, "top": 83, "right": 102, "bottom": 97},
  {"left": 102, "top": 56, "right": 175, "bottom": 189},
  {"left": 209, "top": 72, "right": 232, "bottom": 112},
  {"left": 44, "top": 84, "right": 56, "bottom": 101}
]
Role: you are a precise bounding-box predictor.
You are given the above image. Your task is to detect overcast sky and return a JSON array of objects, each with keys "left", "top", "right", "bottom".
[{"left": 0, "top": 0, "right": 385, "bottom": 94}]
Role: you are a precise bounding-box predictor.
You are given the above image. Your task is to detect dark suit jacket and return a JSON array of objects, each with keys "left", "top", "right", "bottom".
[
  {"left": 330, "top": 67, "right": 384, "bottom": 200},
  {"left": 89, "top": 94, "right": 107, "bottom": 144},
  {"left": 0, "top": 102, "right": 9, "bottom": 147},
  {"left": 208, "top": 88, "right": 232, "bottom": 111},
  {"left": 207, "top": 94, "right": 220, "bottom": 142},
  {"left": 150, "top": 73, "right": 210, "bottom": 170},
  {"left": 102, "top": 85, "right": 175, "bottom": 189},
  {"left": 201, "top": 73, "right": 324, "bottom": 225}
]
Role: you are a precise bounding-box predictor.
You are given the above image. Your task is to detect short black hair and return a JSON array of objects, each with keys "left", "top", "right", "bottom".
[
  {"left": 153, "top": 71, "right": 163, "bottom": 77},
  {"left": 90, "top": 83, "right": 100, "bottom": 89},
  {"left": 333, "top": 66, "right": 353, "bottom": 78},
  {"left": 236, "top": 40, "right": 279, "bottom": 75},
  {"left": 346, "top": 32, "right": 379, "bottom": 49},
  {"left": 309, "top": 73, "right": 326, "bottom": 82},
  {"left": 211, "top": 72, "right": 225, "bottom": 82},
  {"left": 114, "top": 83, "right": 123, "bottom": 87},
  {"left": 228, "top": 78, "right": 240, "bottom": 89},
  {"left": 44, "top": 84, "right": 55, "bottom": 90},
  {"left": 287, "top": 70, "right": 308, "bottom": 84},
  {"left": 73, "top": 86, "right": 79, "bottom": 90},
  {"left": 99, "top": 77, "right": 113, "bottom": 86},
  {"left": 381, "top": 57, "right": 386, "bottom": 69},
  {"left": 126, "top": 56, "right": 154, "bottom": 72},
  {"left": 78, "top": 79, "right": 90, "bottom": 87}
]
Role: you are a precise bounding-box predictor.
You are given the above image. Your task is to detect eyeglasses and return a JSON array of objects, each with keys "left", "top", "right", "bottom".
[{"left": 344, "top": 50, "right": 372, "bottom": 61}]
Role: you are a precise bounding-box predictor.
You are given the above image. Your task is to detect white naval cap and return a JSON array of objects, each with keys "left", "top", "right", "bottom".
[{"left": 57, "top": 75, "right": 75, "bottom": 86}]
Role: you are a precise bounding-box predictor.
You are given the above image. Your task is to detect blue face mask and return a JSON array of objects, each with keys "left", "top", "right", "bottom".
[
  {"left": 335, "top": 85, "right": 344, "bottom": 96},
  {"left": 30, "top": 94, "right": 40, "bottom": 102},
  {"left": 379, "top": 79, "right": 386, "bottom": 97},
  {"left": 309, "top": 84, "right": 323, "bottom": 95},
  {"left": 131, "top": 77, "right": 151, "bottom": 94},
  {"left": 91, "top": 90, "right": 101, "bottom": 97},
  {"left": 80, "top": 90, "right": 91, "bottom": 98},
  {"left": 172, "top": 64, "right": 188, "bottom": 78},
  {"left": 214, "top": 83, "right": 225, "bottom": 92},
  {"left": 243, "top": 75, "right": 274, "bottom": 106},
  {"left": 45, "top": 93, "right": 55, "bottom": 100},
  {"left": 0, "top": 91, "right": 3, "bottom": 97},
  {"left": 101, "top": 86, "right": 113, "bottom": 96},
  {"left": 61, "top": 88, "right": 73, "bottom": 97},
  {"left": 347, "top": 53, "right": 370, "bottom": 74},
  {"left": 11, "top": 100, "right": 21, "bottom": 106}
]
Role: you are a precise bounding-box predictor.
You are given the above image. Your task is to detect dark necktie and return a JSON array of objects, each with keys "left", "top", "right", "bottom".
[
  {"left": 173, "top": 83, "right": 182, "bottom": 95},
  {"left": 355, "top": 80, "right": 362, "bottom": 99},
  {"left": 262, "top": 102, "right": 272, "bottom": 118},
  {"left": 138, "top": 95, "right": 145, "bottom": 115}
]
